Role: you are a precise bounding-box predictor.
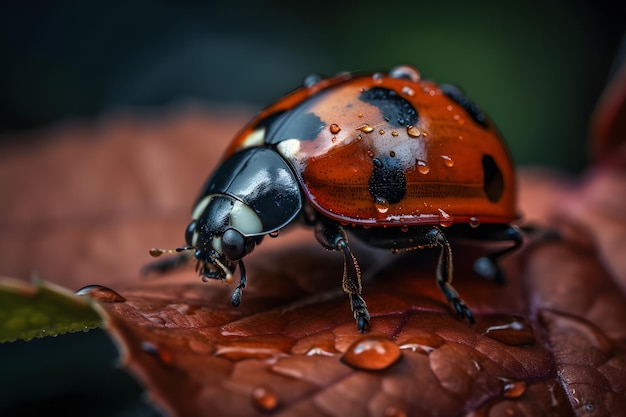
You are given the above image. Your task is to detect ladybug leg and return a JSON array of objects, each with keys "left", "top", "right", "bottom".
[
  {"left": 472, "top": 225, "right": 523, "bottom": 283},
  {"left": 230, "top": 259, "right": 247, "bottom": 307},
  {"left": 314, "top": 219, "right": 370, "bottom": 332},
  {"left": 433, "top": 229, "right": 475, "bottom": 324}
]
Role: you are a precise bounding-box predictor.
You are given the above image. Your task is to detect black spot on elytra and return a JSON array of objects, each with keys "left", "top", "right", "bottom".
[
  {"left": 359, "top": 87, "right": 418, "bottom": 128},
  {"left": 482, "top": 155, "right": 504, "bottom": 202},
  {"left": 263, "top": 110, "right": 325, "bottom": 144},
  {"left": 368, "top": 157, "right": 406, "bottom": 204},
  {"left": 441, "top": 84, "right": 488, "bottom": 128}
]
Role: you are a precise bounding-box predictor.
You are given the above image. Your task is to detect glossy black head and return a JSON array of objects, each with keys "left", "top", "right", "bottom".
[{"left": 185, "top": 146, "right": 303, "bottom": 282}]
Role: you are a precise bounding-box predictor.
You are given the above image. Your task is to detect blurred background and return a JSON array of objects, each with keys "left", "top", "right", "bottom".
[{"left": 1, "top": 0, "right": 624, "bottom": 172}]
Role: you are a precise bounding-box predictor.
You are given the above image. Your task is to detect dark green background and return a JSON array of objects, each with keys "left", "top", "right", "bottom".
[{"left": 1, "top": 0, "right": 624, "bottom": 172}]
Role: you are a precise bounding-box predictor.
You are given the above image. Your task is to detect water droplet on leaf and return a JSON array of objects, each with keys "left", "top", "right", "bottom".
[
  {"left": 75, "top": 285, "right": 126, "bottom": 303},
  {"left": 501, "top": 378, "right": 527, "bottom": 398},
  {"left": 251, "top": 385, "right": 278, "bottom": 411},
  {"left": 477, "top": 315, "right": 536, "bottom": 346},
  {"left": 341, "top": 335, "right": 402, "bottom": 370}
]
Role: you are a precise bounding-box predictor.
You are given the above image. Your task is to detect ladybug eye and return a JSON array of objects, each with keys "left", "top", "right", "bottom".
[{"left": 221, "top": 228, "right": 246, "bottom": 261}]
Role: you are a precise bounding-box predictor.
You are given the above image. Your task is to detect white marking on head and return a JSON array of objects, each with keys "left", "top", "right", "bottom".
[{"left": 231, "top": 200, "right": 263, "bottom": 235}]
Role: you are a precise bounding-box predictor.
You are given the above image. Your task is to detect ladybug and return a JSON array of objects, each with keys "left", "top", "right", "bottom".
[{"left": 147, "top": 65, "right": 522, "bottom": 332}]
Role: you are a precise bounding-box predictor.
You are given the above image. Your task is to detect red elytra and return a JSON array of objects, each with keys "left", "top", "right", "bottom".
[{"left": 225, "top": 66, "right": 517, "bottom": 227}]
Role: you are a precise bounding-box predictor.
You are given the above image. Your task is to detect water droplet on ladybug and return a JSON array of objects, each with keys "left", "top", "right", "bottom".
[
  {"left": 407, "top": 126, "right": 421, "bottom": 138},
  {"left": 476, "top": 315, "right": 536, "bottom": 346},
  {"left": 329, "top": 123, "right": 341, "bottom": 134},
  {"left": 389, "top": 65, "right": 421, "bottom": 82},
  {"left": 357, "top": 124, "right": 374, "bottom": 133},
  {"left": 437, "top": 208, "right": 454, "bottom": 227},
  {"left": 391, "top": 131, "right": 399, "bottom": 137},
  {"left": 501, "top": 379, "right": 527, "bottom": 398},
  {"left": 269, "top": 230, "right": 280, "bottom": 238},
  {"left": 367, "top": 150, "right": 375, "bottom": 158},
  {"left": 401, "top": 85, "right": 415, "bottom": 96},
  {"left": 75, "top": 285, "right": 126, "bottom": 303},
  {"left": 416, "top": 159, "right": 430, "bottom": 175},
  {"left": 372, "top": 72, "right": 384, "bottom": 82},
  {"left": 331, "top": 136, "right": 337, "bottom": 143},
  {"left": 341, "top": 335, "right": 402, "bottom": 371},
  {"left": 358, "top": 112, "right": 364, "bottom": 118},
  {"left": 251, "top": 385, "right": 278, "bottom": 411},
  {"left": 389, "top": 150, "right": 396, "bottom": 157},
  {"left": 375, "top": 197, "right": 390, "bottom": 214},
  {"left": 469, "top": 217, "right": 480, "bottom": 228},
  {"left": 446, "top": 105, "right": 454, "bottom": 111},
  {"left": 440, "top": 155, "right": 455, "bottom": 167},
  {"left": 379, "top": 129, "right": 385, "bottom": 135},
  {"left": 303, "top": 73, "right": 322, "bottom": 88}
]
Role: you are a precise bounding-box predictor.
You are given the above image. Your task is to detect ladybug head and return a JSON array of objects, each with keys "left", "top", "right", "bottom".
[
  {"left": 184, "top": 195, "right": 263, "bottom": 283},
  {"left": 149, "top": 194, "right": 263, "bottom": 284}
]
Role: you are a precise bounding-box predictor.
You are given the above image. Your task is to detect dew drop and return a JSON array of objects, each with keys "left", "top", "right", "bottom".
[
  {"left": 401, "top": 85, "right": 415, "bottom": 97},
  {"left": 75, "top": 285, "right": 126, "bottom": 303},
  {"left": 358, "top": 112, "right": 364, "bottom": 118},
  {"left": 341, "top": 335, "right": 402, "bottom": 371},
  {"left": 446, "top": 105, "right": 454, "bottom": 111},
  {"left": 407, "top": 125, "right": 421, "bottom": 138},
  {"left": 303, "top": 73, "right": 323, "bottom": 88},
  {"left": 251, "top": 385, "right": 278, "bottom": 412},
  {"left": 356, "top": 124, "right": 374, "bottom": 133},
  {"left": 469, "top": 217, "right": 480, "bottom": 228},
  {"left": 375, "top": 197, "right": 390, "bottom": 214},
  {"left": 331, "top": 136, "right": 337, "bottom": 143},
  {"left": 141, "top": 341, "right": 173, "bottom": 365},
  {"left": 501, "top": 379, "right": 527, "bottom": 399},
  {"left": 389, "top": 150, "right": 396, "bottom": 157},
  {"left": 437, "top": 208, "right": 454, "bottom": 227},
  {"left": 269, "top": 230, "right": 280, "bottom": 238},
  {"left": 356, "top": 134, "right": 363, "bottom": 141},
  {"left": 379, "top": 129, "right": 385, "bottom": 135},
  {"left": 416, "top": 159, "right": 430, "bottom": 174},
  {"left": 440, "top": 155, "right": 455, "bottom": 167},
  {"left": 476, "top": 315, "right": 536, "bottom": 346},
  {"left": 372, "top": 72, "right": 384, "bottom": 82},
  {"left": 367, "top": 150, "right": 375, "bottom": 158},
  {"left": 329, "top": 123, "right": 341, "bottom": 134},
  {"left": 384, "top": 405, "right": 408, "bottom": 417},
  {"left": 389, "top": 65, "right": 421, "bottom": 82},
  {"left": 391, "top": 130, "right": 399, "bottom": 137}
]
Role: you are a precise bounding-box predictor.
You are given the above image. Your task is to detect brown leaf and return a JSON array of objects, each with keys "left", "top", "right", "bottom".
[{"left": 2, "top": 85, "right": 626, "bottom": 416}]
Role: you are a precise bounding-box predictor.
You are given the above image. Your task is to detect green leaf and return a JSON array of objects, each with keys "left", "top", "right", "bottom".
[{"left": 0, "top": 277, "right": 103, "bottom": 343}]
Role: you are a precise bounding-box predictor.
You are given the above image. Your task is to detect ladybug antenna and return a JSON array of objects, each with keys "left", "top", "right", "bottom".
[{"left": 149, "top": 245, "right": 195, "bottom": 258}]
